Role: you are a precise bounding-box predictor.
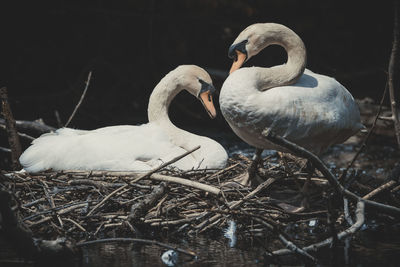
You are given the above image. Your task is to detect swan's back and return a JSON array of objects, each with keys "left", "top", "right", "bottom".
[
  {"left": 19, "top": 124, "right": 196, "bottom": 172},
  {"left": 220, "top": 69, "right": 363, "bottom": 154}
]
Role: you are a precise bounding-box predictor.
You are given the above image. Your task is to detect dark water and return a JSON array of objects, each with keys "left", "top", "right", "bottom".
[{"left": 76, "top": 230, "right": 400, "bottom": 267}]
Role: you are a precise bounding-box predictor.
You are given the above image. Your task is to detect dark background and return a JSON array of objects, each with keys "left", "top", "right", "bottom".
[{"left": 0, "top": 1, "right": 396, "bottom": 135}]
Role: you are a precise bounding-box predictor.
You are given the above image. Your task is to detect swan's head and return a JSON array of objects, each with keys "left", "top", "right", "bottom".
[
  {"left": 228, "top": 23, "right": 276, "bottom": 74},
  {"left": 175, "top": 65, "right": 217, "bottom": 119}
]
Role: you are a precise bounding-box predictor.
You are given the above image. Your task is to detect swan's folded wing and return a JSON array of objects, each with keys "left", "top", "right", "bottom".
[{"left": 19, "top": 124, "right": 182, "bottom": 172}]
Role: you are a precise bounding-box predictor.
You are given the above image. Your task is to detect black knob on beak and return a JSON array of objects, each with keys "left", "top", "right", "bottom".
[{"left": 228, "top": 40, "right": 248, "bottom": 61}]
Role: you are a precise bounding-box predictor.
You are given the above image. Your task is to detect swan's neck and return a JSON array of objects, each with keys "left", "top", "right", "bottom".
[
  {"left": 148, "top": 74, "right": 180, "bottom": 124},
  {"left": 147, "top": 74, "right": 209, "bottom": 165},
  {"left": 256, "top": 24, "right": 307, "bottom": 91}
]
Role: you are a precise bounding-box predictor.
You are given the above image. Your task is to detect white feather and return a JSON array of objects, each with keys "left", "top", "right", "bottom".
[{"left": 20, "top": 66, "right": 228, "bottom": 173}]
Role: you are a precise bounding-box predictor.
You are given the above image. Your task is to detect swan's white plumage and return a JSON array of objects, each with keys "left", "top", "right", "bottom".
[
  {"left": 20, "top": 125, "right": 189, "bottom": 172},
  {"left": 220, "top": 23, "right": 363, "bottom": 155},
  {"left": 20, "top": 65, "right": 228, "bottom": 173}
]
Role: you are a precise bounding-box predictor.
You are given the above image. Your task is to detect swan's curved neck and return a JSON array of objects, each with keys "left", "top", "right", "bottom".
[
  {"left": 147, "top": 73, "right": 205, "bottom": 162},
  {"left": 256, "top": 24, "right": 307, "bottom": 91},
  {"left": 148, "top": 74, "right": 180, "bottom": 124}
]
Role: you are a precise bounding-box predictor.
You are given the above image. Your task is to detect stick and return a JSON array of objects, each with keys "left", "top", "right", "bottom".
[
  {"left": 64, "top": 71, "right": 92, "bottom": 127},
  {"left": 129, "top": 182, "right": 167, "bottom": 221},
  {"left": 339, "top": 82, "right": 388, "bottom": 180},
  {"left": 192, "top": 177, "right": 277, "bottom": 233},
  {"left": 388, "top": 1, "right": 400, "bottom": 148},
  {"left": 0, "top": 124, "right": 35, "bottom": 141},
  {"left": 149, "top": 173, "right": 220, "bottom": 195},
  {"left": 343, "top": 197, "right": 354, "bottom": 225},
  {"left": 0, "top": 87, "right": 22, "bottom": 170},
  {"left": 0, "top": 146, "right": 11, "bottom": 153},
  {"left": 276, "top": 229, "right": 317, "bottom": 263},
  {"left": 272, "top": 201, "right": 365, "bottom": 256},
  {"left": 262, "top": 130, "right": 400, "bottom": 216},
  {"left": 63, "top": 218, "right": 86, "bottom": 232},
  {"left": 362, "top": 180, "right": 397, "bottom": 200},
  {"left": 86, "top": 184, "right": 128, "bottom": 216},
  {"left": 41, "top": 181, "right": 63, "bottom": 227},
  {"left": 131, "top": 145, "right": 200, "bottom": 183},
  {"left": 199, "top": 163, "right": 240, "bottom": 182},
  {"left": 214, "top": 209, "right": 317, "bottom": 263},
  {"left": 0, "top": 118, "right": 56, "bottom": 134},
  {"left": 76, "top": 238, "right": 197, "bottom": 257}
]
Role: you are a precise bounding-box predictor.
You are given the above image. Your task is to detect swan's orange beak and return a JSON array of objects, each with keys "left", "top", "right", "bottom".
[
  {"left": 229, "top": 50, "right": 247, "bottom": 74},
  {"left": 199, "top": 91, "right": 217, "bottom": 119}
]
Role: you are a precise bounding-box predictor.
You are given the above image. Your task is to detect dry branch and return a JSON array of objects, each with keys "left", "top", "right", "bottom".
[
  {"left": 0, "top": 118, "right": 56, "bottom": 134},
  {"left": 64, "top": 71, "right": 92, "bottom": 127},
  {"left": 129, "top": 182, "right": 167, "bottom": 221},
  {"left": 0, "top": 87, "right": 22, "bottom": 170},
  {"left": 130, "top": 145, "right": 200, "bottom": 183},
  {"left": 339, "top": 82, "right": 388, "bottom": 180},
  {"left": 0, "top": 124, "right": 35, "bottom": 141},
  {"left": 272, "top": 201, "right": 365, "bottom": 256},
  {"left": 389, "top": 1, "right": 400, "bottom": 147},
  {"left": 149, "top": 173, "right": 220, "bottom": 195},
  {"left": 362, "top": 180, "right": 397, "bottom": 200},
  {"left": 191, "top": 177, "right": 277, "bottom": 233},
  {"left": 262, "top": 129, "right": 400, "bottom": 216}
]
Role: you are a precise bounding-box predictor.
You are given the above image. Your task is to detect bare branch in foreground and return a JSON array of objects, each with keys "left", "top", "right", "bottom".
[
  {"left": 272, "top": 201, "right": 365, "bottom": 256},
  {"left": 262, "top": 129, "right": 400, "bottom": 216},
  {"left": 130, "top": 145, "right": 200, "bottom": 183},
  {"left": 362, "top": 180, "right": 397, "bottom": 200},
  {"left": 190, "top": 177, "right": 278, "bottom": 234},
  {"left": 148, "top": 173, "right": 221, "bottom": 195},
  {"left": 129, "top": 182, "right": 167, "bottom": 221},
  {"left": 252, "top": 217, "right": 317, "bottom": 263}
]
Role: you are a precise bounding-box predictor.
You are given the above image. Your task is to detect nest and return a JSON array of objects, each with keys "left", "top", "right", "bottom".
[{"left": 2, "top": 148, "right": 399, "bottom": 264}]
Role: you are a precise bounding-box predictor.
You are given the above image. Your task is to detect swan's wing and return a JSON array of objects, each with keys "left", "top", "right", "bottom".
[
  {"left": 245, "top": 71, "right": 362, "bottom": 152},
  {"left": 19, "top": 124, "right": 190, "bottom": 172}
]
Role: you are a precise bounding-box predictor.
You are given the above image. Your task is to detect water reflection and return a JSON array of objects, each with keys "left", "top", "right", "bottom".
[{"left": 80, "top": 237, "right": 265, "bottom": 267}]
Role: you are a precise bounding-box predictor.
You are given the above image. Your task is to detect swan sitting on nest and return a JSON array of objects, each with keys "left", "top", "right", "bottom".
[
  {"left": 20, "top": 65, "right": 228, "bottom": 173},
  {"left": 219, "top": 23, "right": 363, "bottom": 185}
]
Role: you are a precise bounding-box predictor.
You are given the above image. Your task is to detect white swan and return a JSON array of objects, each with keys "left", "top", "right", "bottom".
[
  {"left": 220, "top": 23, "right": 363, "bottom": 156},
  {"left": 20, "top": 65, "right": 228, "bottom": 173}
]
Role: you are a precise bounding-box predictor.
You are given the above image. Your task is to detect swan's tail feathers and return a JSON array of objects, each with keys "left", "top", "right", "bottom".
[
  {"left": 19, "top": 132, "right": 64, "bottom": 173},
  {"left": 19, "top": 151, "right": 49, "bottom": 173}
]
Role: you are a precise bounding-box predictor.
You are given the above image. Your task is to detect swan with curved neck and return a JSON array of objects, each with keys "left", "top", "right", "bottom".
[
  {"left": 220, "top": 23, "right": 363, "bottom": 155},
  {"left": 20, "top": 65, "right": 228, "bottom": 173}
]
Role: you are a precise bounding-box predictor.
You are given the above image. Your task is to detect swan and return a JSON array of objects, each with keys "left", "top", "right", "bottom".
[
  {"left": 219, "top": 23, "right": 363, "bottom": 183},
  {"left": 20, "top": 65, "right": 228, "bottom": 173}
]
